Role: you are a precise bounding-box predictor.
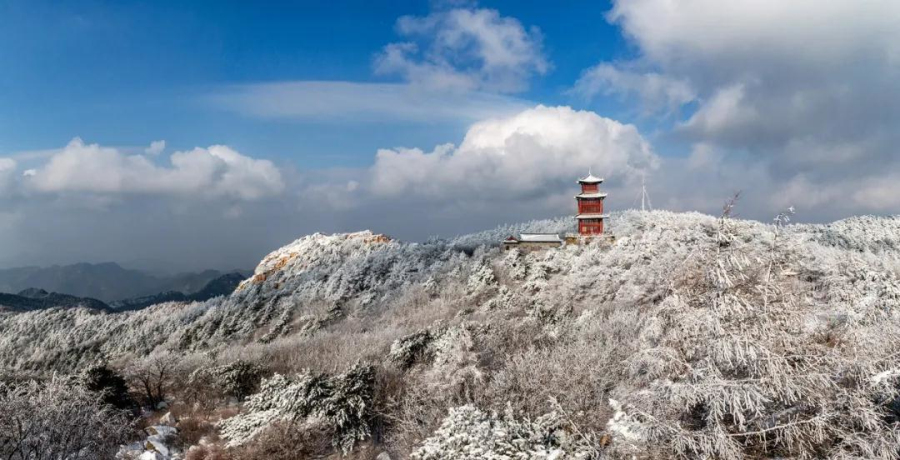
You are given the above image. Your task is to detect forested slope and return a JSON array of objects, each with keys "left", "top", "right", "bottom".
[{"left": 2, "top": 210, "right": 900, "bottom": 459}]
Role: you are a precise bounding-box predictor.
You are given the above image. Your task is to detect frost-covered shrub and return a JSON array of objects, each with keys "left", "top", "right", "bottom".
[
  {"left": 484, "top": 340, "right": 613, "bottom": 435},
  {"left": 388, "top": 330, "right": 434, "bottom": 369},
  {"left": 80, "top": 362, "right": 136, "bottom": 411},
  {"left": 124, "top": 352, "right": 179, "bottom": 408},
  {"left": 412, "top": 405, "right": 593, "bottom": 460},
  {"left": 219, "top": 364, "right": 375, "bottom": 454},
  {"left": 189, "top": 360, "right": 263, "bottom": 401},
  {"left": 482, "top": 285, "right": 514, "bottom": 311},
  {"left": 219, "top": 372, "right": 328, "bottom": 446},
  {"left": 425, "top": 324, "right": 487, "bottom": 401},
  {"left": 0, "top": 377, "right": 133, "bottom": 460},
  {"left": 422, "top": 276, "right": 439, "bottom": 296},
  {"left": 466, "top": 263, "right": 497, "bottom": 293},
  {"left": 502, "top": 249, "right": 528, "bottom": 281},
  {"left": 229, "top": 419, "right": 330, "bottom": 460},
  {"left": 319, "top": 363, "right": 376, "bottom": 454}
]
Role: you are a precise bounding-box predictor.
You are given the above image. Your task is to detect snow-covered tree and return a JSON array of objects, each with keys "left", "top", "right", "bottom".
[{"left": 0, "top": 377, "right": 132, "bottom": 460}]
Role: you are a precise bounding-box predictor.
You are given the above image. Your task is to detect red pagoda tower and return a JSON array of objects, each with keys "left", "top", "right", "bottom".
[{"left": 575, "top": 171, "right": 607, "bottom": 235}]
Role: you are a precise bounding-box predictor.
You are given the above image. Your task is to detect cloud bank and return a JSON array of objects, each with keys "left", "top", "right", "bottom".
[
  {"left": 575, "top": 0, "right": 900, "bottom": 219},
  {"left": 0, "top": 139, "right": 290, "bottom": 271},
  {"left": 25, "top": 138, "right": 283, "bottom": 201}
]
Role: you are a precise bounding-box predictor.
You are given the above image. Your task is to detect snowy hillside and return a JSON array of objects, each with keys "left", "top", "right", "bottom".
[{"left": 2, "top": 210, "right": 900, "bottom": 459}]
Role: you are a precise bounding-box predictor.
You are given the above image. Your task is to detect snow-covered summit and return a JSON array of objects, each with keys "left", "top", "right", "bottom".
[{"left": 238, "top": 230, "right": 393, "bottom": 290}]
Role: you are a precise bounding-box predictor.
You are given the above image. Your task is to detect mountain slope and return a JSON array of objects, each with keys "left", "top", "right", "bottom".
[{"left": 2, "top": 211, "right": 900, "bottom": 458}]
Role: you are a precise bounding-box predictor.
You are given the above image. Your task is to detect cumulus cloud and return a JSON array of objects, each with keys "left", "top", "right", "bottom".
[
  {"left": 573, "top": 63, "right": 696, "bottom": 115},
  {"left": 145, "top": 140, "right": 166, "bottom": 155},
  {"left": 680, "top": 84, "right": 759, "bottom": 141},
  {"left": 369, "top": 105, "right": 657, "bottom": 199},
  {"left": 26, "top": 138, "right": 283, "bottom": 201},
  {"left": 374, "top": 7, "right": 548, "bottom": 93},
  {"left": 578, "top": 0, "right": 900, "bottom": 219},
  {"left": 607, "top": 0, "right": 900, "bottom": 68}
]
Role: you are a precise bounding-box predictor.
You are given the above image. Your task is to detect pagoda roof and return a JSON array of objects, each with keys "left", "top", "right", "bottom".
[
  {"left": 577, "top": 173, "right": 604, "bottom": 184},
  {"left": 575, "top": 192, "right": 608, "bottom": 199},
  {"left": 575, "top": 213, "right": 609, "bottom": 220}
]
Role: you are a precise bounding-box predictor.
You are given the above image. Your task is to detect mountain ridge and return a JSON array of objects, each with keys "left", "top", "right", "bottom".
[
  {"left": 3, "top": 210, "right": 900, "bottom": 458},
  {"left": 0, "top": 262, "right": 251, "bottom": 302},
  {"left": 0, "top": 288, "right": 111, "bottom": 313},
  {"left": 110, "top": 272, "right": 247, "bottom": 311},
  {"left": 0, "top": 272, "right": 248, "bottom": 313}
]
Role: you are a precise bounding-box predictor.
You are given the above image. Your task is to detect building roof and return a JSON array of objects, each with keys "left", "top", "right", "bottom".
[
  {"left": 575, "top": 192, "right": 608, "bottom": 199},
  {"left": 577, "top": 172, "right": 604, "bottom": 184},
  {"left": 518, "top": 233, "right": 563, "bottom": 243},
  {"left": 576, "top": 214, "right": 609, "bottom": 220}
]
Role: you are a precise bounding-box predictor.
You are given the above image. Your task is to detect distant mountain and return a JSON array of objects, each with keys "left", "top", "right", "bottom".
[
  {"left": 110, "top": 272, "right": 247, "bottom": 311},
  {"left": 0, "top": 288, "right": 111, "bottom": 313},
  {"left": 190, "top": 272, "right": 247, "bottom": 299},
  {"left": 0, "top": 263, "right": 250, "bottom": 302}
]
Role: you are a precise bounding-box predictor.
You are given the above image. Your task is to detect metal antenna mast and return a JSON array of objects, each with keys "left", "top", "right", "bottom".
[{"left": 641, "top": 173, "right": 652, "bottom": 211}]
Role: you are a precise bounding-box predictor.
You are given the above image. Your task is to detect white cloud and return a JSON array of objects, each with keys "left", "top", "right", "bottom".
[
  {"left": 607, "top": 0, "right": 900, "bottom": 69},
  {"left": 375, "top": 7, "right": 548, "bottom": 93},
  {"left": 0, "top": 158, "right": 16, "bottom": 194},
  {"left": 369, "top": 105, "right": 657, "bottom": 199},
  {"left": 850, "top": 173, "right": 900, "bottom": 211},
  {"left": 206, "top": 81, "right": 529, "bottom": 123},
  {"left": 26, "top": 138, "right": 283, "bottom": 201},
  {"left": 681, "top": 84, "right": 758, "bottom": 138},
  {"left": 0, "top": 158, "right": 15, "bottom": 173},
  {"left": 604, "top": 0, "right": 900, "bottom": 148},
  {"left": 145, "top": 140, "right": 166, "bottom": 155},
  {"left": 573, "top": 63, "right": 696, "bottom": 114},
  {"left": 573, "top": 0, "right": 900, "bottom": 218},
  {"left": 686, "top": 143, "right": 721, "bottom": 170}
]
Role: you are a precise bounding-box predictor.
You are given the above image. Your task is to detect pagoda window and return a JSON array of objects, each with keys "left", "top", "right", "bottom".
[
  {"left": 581, "top": 183, "right": 599, "bottom": 193},
  {"left": 579, "top": 201, "right": 604, "bottom": 214},
  {"left": 578, "top": 220, "right": 604, "bottom": 234}
]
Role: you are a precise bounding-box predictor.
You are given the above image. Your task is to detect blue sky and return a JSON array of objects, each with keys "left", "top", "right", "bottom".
[
  {"left": 0, "top": 0, "right": 634, "bottom": 168},
  {"left": 2, "top": 0, "right": 899, "bottom": 271}
]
